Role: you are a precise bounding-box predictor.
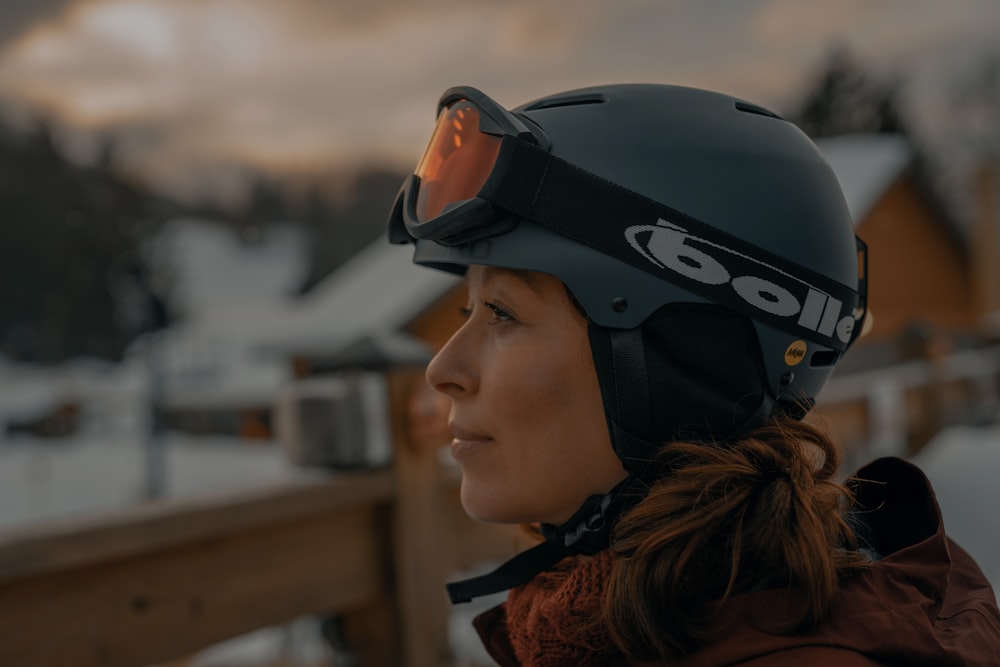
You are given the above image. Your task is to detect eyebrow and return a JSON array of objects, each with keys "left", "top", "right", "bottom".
[{"left": 478, "top": 266, "right": 546, "bottom": 297}]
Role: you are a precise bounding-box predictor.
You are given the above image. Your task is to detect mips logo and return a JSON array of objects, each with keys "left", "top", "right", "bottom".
[
  {"left": 625, "top": 219, "right": 856, "bottom": 345},
  {"left": 784, "top": 340, "right": 807, "bottom": 366}
]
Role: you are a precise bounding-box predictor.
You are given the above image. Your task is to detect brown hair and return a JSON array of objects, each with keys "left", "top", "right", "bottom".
[{"left": 603, "top": 417, "right": 870, "bottom": 660}]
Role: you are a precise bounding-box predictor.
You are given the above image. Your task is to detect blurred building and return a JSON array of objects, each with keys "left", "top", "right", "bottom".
[{"left": 814, "top": 135, "right": 1000, "bottom": 459}]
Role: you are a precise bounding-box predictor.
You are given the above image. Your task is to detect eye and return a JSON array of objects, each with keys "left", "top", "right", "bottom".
[
  {"left": 484, "top": 301, "right": 514, "bottom": 324},
  {"left": 458, "top": 305, "right": 473, "bottom": 320}
]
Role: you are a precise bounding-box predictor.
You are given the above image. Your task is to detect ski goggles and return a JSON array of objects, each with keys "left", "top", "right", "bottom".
[
  {"left": 388, "top": 86, "right": 868, "bottom": 352},
  {"left": 388, "top": 86, "right": 551, "bottom": 246}
]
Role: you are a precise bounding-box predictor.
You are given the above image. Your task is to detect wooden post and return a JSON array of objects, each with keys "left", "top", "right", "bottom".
[
  {"left": 338, "top": 502, "right": 402, "bottom": 666},
  {"left": 971, "top": 163, "right": 1000, "bottom": 325},
  {"left": 388, "top": 368, "right": 450, "bottom": 667}
]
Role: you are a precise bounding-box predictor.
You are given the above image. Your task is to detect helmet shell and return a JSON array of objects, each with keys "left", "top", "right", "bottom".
[{"left": 412, "top": 83, "right": 859, "bottom": 417}]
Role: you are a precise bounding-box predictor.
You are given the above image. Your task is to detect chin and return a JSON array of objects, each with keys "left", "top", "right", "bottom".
[
  {"left": 459, "top": 481, "right": 528, "bottom": 524},
  {"left": 459, "top": 480, "right": 570, "bottom": 525}
]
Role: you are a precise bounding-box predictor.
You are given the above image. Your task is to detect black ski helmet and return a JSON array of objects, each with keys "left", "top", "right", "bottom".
[{"left": 389, "top": 83, "right": 867, "bottom": 469}]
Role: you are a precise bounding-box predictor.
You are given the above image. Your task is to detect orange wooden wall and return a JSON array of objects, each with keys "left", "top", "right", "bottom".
[{"left": 856, "top": 177, "right": 974, "bottom": 341}]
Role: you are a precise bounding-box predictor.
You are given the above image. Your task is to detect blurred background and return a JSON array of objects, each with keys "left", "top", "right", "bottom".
[{"left": 1, "top": 1, "right": 999, "bottom": 665}]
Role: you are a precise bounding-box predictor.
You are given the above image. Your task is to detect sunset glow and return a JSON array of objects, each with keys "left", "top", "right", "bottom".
[{"left": 0, "top": 0, "right": 997, "bottom": 199}]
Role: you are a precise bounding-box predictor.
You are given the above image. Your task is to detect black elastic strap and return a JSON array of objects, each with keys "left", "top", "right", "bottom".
[
  {"left": 608, "top": 328, "right": 652, "bottom": 462},
  {"left": 446, "top": 539, "right": 568, "bottom": 604},
  {"left": 611, "top": 421, "right": 661, "bottom": 470},
  {"left": 481, "top": 137, "right": 862, "bottom": 353},
  {"left": 445, "top": 471, "right": 650, "bottom": 604}
]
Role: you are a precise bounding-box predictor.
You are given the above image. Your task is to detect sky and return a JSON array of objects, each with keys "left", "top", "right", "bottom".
[{"left": 0, "top": 0, "right": 998, "bottom": 202}]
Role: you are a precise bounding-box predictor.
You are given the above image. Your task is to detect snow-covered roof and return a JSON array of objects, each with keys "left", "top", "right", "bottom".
[
  {"left": 259, "top": 239, "right": 459, "bottom": 356},
  {"left": 816, "top": 134, "right": 913, "bottom": 224},
  {"left": 0, "top": 356, "right": 131, "bottom": 424},
  {"left": 152, "top": 218, "right": 307, "bottom": 318},
  {"left": 125, "top": 219, "right": 310, "bottom": 409}
]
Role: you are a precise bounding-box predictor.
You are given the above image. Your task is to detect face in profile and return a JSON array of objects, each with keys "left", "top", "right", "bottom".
[{"left": 425, "top": 265, "right": 627, "bottom": 525}]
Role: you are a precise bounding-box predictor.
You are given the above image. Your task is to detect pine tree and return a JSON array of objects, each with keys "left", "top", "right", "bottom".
[{"left": 785, "top": 45, "right": 909, "bottom": 139}]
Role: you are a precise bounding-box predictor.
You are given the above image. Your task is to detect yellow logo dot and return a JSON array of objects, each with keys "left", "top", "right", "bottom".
[{"left": 784, "top": 340, "right": 807, "bottom": 366}]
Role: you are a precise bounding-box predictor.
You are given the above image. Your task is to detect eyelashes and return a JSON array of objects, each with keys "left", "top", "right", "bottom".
[
  {"left": 459, "top": 300, "right": 515, "bottom": 324},
  {"left": 485, "top": 301, "right": 514, "bottom": 323}
]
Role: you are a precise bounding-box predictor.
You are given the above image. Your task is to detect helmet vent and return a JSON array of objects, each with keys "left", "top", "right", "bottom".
[
  {"left": 522, "top": 92, "right": 608, "bottom": 111},
  {"left": 809, "top": 350, "right": 840, "bottom": 368},
  {"left": 734, "top": 100, "right": 783, "bottom": 120}
]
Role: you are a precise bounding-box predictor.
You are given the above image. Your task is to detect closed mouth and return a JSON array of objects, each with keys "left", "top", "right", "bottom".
[
  {"left": 448, "top": 424, "right": 493, "bottom": 456},
  {"left": 448, "top": 423, "right": 492, "bottom": 442}
]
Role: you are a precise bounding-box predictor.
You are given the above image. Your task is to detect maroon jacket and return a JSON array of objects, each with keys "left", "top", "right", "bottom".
[{"left": 474, "top": 458, "right": 1000, "bottom": 666}]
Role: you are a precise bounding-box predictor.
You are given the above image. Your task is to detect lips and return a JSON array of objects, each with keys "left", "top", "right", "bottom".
[{"left": 448, "top": 423, "right": 493, "bottom": 457}]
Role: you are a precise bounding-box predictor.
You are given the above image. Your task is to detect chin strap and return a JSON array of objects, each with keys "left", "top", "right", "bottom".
[
  {"left": 445, "top": 538, "right": 566, "bottom": 604},
  {"left": 446, "top": 470, "right": 648, "bottom": 604}
]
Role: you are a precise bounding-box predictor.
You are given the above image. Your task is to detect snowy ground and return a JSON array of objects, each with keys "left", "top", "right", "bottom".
[
  {"left": 0, "top": 432, "right": 320, "bottom": 532},
  {"left": 912, "top": 424, "right": 1000, "bottom": 588}
]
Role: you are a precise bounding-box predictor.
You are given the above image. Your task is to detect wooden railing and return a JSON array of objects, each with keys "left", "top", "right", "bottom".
[
  {"left": 4, "top": 348, "right": 999, "bottom": 666},
  {"left": 815, "top": 344, "right": 1000, "bottom": 466},
  {"left": 0, "top": 370, "right": 521, "bottom": 667}
]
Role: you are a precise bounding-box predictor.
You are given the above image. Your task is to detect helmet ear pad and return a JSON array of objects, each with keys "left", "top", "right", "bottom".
[{"left": 587, "top": 303, "right": 775, "bottom": 464}]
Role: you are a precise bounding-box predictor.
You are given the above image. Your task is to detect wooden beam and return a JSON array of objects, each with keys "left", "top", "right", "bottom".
[
  {"left": 0, "top": 470, "right": 394, "bottom": 585},
  {"left": 0, "top": 472, "right": 397, "bottom": 667}
]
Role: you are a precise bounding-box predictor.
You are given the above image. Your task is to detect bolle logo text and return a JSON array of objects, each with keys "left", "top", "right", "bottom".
[{"left": 625, "top": 219, "right": 856, "bottom": 345}]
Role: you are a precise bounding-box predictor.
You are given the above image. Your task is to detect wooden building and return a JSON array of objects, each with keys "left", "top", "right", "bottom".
[
  {"left": 813, "top": 135, "right": 1000, "bottom": 458},
  {"left": 816, "top": 134, "right": 989, "bottom": 345}
]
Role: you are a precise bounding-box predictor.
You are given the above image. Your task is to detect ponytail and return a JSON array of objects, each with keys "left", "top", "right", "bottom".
[{"left": 603, "top": 417, "right": 869, "bottom": 660}]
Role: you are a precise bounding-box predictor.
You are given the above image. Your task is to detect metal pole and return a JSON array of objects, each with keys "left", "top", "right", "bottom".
[{"left": 144, "top": 331, "right": 166, "bottom": 500}]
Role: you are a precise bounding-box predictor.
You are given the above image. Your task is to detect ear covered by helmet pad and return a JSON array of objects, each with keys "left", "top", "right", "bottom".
[{"left": 587, "top": 303, "right": 774, "bottom": 464}]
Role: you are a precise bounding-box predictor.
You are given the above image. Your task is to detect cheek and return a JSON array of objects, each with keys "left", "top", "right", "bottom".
[
  {"left": 464, "top": 337, "right": 619, "bottom": 524},
  {"left": 493, "top": 345, "right": 589, "bottom": 437}
]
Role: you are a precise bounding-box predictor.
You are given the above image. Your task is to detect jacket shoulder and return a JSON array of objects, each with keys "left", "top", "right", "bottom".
[
  {"left": 735, "top": 646, "right": 891, "bottom": 666},
  {"left": 630, "top": 646, "right": 892, "bottom": 666}
]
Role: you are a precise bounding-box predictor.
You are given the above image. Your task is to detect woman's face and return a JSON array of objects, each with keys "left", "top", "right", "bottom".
[{"left": 426, "top": 265, "right": 627, "bottom": 525}]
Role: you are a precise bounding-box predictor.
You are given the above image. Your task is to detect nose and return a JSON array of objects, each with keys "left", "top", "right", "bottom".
[{"left": 425, "top": 325, "right": 478, "bottom": 398}]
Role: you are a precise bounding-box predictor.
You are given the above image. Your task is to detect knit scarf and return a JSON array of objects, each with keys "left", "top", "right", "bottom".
[{"left": 476, "top": 549, "right": 622, "bottom": 666}]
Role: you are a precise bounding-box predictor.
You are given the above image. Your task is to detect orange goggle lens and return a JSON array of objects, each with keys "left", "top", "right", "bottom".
[{"left": 414, "top": 101, "right": 503, "bottom": 222}]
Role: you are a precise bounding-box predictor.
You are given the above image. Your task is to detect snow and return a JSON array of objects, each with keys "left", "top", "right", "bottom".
[
  {"left": 131, "top": 219, "right": 310, "bottom": 410},
  {"left": 257, "top": 238, "right": 459, "bottom": 357},
  {"left": 152, "top": 218, "right": 307, "bottom": 319},
  {"left": 0, "top": 360, "right": 86, "bottom": 424},
  {"left": 0, "top": 432, "right": 319, "bottom": 532},
  {"left": 145, "top": 327, "right": 292, "bottom": 410},
  {"left": 816, "top": 134, "right": 913, "bottom": 224},
  {"left": 0, "top": 355, "right": 145, "bottom": 434},
  {"left": 911, "top": 425, "right": 1000, "bottom": 588},
  {"left": 128, "top": 218, "right": 459, "bottom": 410}
]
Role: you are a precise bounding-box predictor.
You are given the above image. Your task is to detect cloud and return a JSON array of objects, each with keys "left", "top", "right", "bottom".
[
  {"left": 749, "top": 0, "right": 998, "bottom": 67},
  {"left": 1, "top": 0, "right": 998, "bottom": 200},
  {"left": 0, "top": 0, "right": 80, "bottom": 50},
  {"left": 0, "top": 0, "right": 599, "bottom": 164}
]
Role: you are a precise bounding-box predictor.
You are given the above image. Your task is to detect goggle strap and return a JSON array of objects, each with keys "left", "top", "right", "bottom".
[
  {"left": 482, "top": 137, "right": 864, "bottom": 353},
  {"left": 852, "top": 236, "right": 869, "bottom": 347}
]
